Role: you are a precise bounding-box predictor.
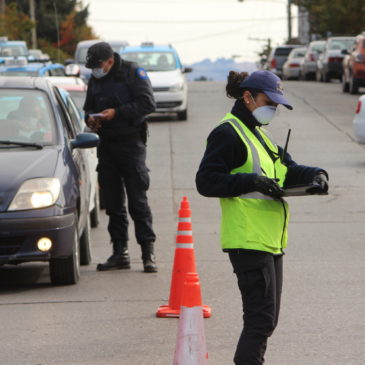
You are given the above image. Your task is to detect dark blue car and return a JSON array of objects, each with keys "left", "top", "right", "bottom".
[{"left": 0, "top": 77, "right": 99, "bottom": 285}]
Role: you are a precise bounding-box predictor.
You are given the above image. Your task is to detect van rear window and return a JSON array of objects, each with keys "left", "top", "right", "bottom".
[{"left": 274, "top": 48, "right": 293, "bottom": 56}]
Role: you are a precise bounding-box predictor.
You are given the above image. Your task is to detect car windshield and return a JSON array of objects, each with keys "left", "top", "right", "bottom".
[
  {"left": 76, "top": 47, "right": 89, "bottom": 64},
  {"left": 0, "top": 44, "right": 28, "bottom": 57},
  {"left": 274, "top": 48, "right": 294, "bottom": 56},
  {"left": 0, "top": 90, "right": 56, "bottom": 145},
  {"left": 121, "top": 52, "right": 177, "bottom": 71},
  {"left": 292, "top": 49, "right": 306, "bottom": 58},
  {"left": 312, "top": 43, "right": 325, "bottom": 53},
  {"left": 329, "top": 39, "right": 354, "bottom": 50}
]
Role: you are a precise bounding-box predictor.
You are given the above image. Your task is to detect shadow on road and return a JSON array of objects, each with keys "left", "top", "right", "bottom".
[{"left": 0, "top": 263, "right": 51, "bottom": 294}]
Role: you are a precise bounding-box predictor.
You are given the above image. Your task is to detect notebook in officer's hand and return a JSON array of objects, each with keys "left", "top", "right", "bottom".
[{"left": 283, "top": 183, "right": 323, "bottom": 197}]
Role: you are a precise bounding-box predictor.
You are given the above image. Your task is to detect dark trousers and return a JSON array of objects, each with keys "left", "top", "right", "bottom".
[
  {"left": 228, "top": 251, "right": 283, "bottom": 365},
  {"left": 97, "top": 138, "right": 156, "bottom": 246}
]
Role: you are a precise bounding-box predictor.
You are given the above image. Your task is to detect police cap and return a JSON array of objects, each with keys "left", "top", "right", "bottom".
[
  {"left": 85, "top": 42, "right": 113, "bottom": 68},
  {"left": 240, "top": 70, "right": 293, "bottom": 110}
]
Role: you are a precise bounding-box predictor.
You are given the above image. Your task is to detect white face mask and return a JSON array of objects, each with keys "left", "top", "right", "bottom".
[
  {"left": 92, "top": 67, "right": 108, "bottom": 79},
  {"left": 252, "top": 106, "right": 277, "bottom": 125},
  {"left": 249, "top": 94, "right": 277, "bottom": 125}
]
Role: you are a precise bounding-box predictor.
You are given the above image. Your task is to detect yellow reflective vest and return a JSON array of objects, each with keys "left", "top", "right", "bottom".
[{"left": 219, "top": 113, "right": 290, "bottom": 254}]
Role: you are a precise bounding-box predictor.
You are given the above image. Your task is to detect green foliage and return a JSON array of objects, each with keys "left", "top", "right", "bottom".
[
  {"left": 292, "top": 0, "right": 365, "bottom": 37},
  {"left": 0, "top": 3, "right": 34, "bottom": 42},
  {"left": 3, "top": 0, "right": 97, "bottom": 59}
]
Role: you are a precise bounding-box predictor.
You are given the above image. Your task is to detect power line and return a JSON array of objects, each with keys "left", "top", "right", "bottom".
[{"left": 90, "top": 15, "right": 298, "bottom": 24}]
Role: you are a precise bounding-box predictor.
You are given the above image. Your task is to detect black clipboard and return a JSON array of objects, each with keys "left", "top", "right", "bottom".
[{"left": 283, "top": 183, "right": 324, "bottom": 197}]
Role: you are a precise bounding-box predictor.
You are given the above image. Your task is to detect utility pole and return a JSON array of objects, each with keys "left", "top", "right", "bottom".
[
  {"left": 287, "top": 0, "right": 292, "bottom": 42},
  {"left": 29, "top": 0, "right": 37, "bottom": 49}
]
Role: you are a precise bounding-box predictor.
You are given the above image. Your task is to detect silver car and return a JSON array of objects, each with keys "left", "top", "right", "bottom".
[
  {"left": 300, "top": 40, "right": 326, "bottom": 80},
  {"left": 282, "top": 47, "right": 307, "bottom": 80}
]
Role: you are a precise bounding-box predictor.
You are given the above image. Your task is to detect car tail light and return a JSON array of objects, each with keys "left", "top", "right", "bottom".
[
  {"left": 270, "top": 58, "right": 277, "bottom": 69},
  {"left": 328, "top": 57, "right": 342, "bottom": 63},
  {"left": 289, "top": 63, "right": 300, "bottom": 68},
  {"left": 355, "top": 100, "right": 362, "bottom": 114},
  {"left": 355, "top": 54, "right": 365, "bottom": 63}
]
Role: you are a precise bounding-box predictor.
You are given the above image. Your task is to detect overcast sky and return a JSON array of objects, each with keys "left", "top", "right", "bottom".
[{"left": 87, "top": 0, "right": 298, "bottom": 64}]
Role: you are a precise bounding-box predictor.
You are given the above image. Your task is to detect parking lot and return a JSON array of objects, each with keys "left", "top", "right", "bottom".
[{"left": 0, "top": 80, "right": 365, "bottom": 365}]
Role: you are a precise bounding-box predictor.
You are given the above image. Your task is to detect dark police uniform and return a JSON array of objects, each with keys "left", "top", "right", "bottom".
[{"left": 83, "top": 49, "right": 157, "bottom": 272}]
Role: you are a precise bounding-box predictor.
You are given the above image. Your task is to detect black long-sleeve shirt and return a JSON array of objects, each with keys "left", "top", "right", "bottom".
[
  {"left": 83, "top": 53, "right": 156, "bottom": 135},
  {"left": 196, "top": 99, "right": 327, "bottom": 198}
]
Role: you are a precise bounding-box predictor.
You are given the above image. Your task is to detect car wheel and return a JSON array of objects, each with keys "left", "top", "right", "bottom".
[
  {"left": 177, "top": 109, "right": 188, "bottom": 121},
  {"left": 49, "top": 218, "right": 80, "bottom": 285},
  {"left": 349, "top": 75, "right": 359, "bottom": 94},
  {"left": 324, "top": 72, "right": 331, "bottom": 82},
  {"left": 80, "top": 214, "right": 92, "bottom": 265},
  {"left": 90, "top": 187, "right": 100, "bottom": 228},
  {"left": 342, "top": 75, "right": 349, "bottom": 92}
]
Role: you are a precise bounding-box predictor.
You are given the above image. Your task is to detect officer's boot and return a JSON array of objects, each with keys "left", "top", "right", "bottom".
[
  {"left": 141, "top": 242, "right": 158, "bottom": 273},
  {"left": 97, "top": 241, "right": 131, "bottom": 271}
]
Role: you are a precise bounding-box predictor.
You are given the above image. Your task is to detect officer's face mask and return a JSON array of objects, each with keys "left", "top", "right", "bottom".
[
  {"left": 249, "top": 94, "right": 278, "bottom": 125},
  {"left": 92, "top": 66, "right": 108, "bottom": 79}
]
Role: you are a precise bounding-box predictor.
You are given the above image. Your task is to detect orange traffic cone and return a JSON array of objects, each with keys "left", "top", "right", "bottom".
[
  {"left": 173, "top": 272, "right": 208, "bottom": 365},
  {"left": 156, "top": 196, "right": 211, "bottom": 318}
]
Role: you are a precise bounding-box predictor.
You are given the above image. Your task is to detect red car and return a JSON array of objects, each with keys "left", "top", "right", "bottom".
[{"left": 342, "top": 33, "right": 365, "bottom": 94}]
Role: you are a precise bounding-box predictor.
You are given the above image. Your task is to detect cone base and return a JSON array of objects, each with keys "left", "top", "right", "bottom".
[{"left": 156, "top": 304, "right": 212, "bottom": 318}]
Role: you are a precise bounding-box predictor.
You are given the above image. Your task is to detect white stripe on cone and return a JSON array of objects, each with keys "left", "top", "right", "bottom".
[{"left": 173, "top": 306, "right": 208, "bottom": 365}]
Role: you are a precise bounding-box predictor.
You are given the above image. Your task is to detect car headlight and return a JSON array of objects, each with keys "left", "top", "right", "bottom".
[
  {"left": 8, "top": 178, "right": 61, "bottom": 211},
  {"left": 169, "top": 82, "right": 184, "bottom": 92}
]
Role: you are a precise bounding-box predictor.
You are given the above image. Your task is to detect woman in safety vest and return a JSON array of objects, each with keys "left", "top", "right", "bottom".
[{"left": 196, "top": 70, "right": 328, "bottom": 365}]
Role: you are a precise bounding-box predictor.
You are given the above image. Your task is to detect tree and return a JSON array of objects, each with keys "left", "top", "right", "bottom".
[
  {"left": 292, "top": 0, "right": 365, "bottom": 37},
  {"left": 3, "top": 0, "right": 97, "bottom": 61},
  {"left": 0, "top": 2, "right": 34, "bottom": 42}
]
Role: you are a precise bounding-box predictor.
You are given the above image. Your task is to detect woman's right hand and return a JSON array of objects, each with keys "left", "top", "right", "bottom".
[{"left": 253, "top": 175, "right": 284, "bottom": 198}]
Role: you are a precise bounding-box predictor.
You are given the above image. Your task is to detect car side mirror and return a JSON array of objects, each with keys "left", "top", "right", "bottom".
[
  {"left": 65, "top": 64, "right": 81, "bottom": 77},
  {"left": 71, "top": 132, "right": 99, "bottom": 149},
  {"left": 183, "top": 67, "right": 193, "bottom": 73}
]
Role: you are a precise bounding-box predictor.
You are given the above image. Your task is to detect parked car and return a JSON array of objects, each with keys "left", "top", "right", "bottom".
[
  {"left": 282, "top": 47, "right": 307, "bottom": 80},
  {"left": 0, "top": 60, "right": 65, "bottom": 77},
  {"left": 120, "top": 42, "right": 192, "bottom": 120},
  {"left": 0, "top": 77, "right": 99, "bottom": 285},
  {"left": 265, "top": 45, "right": 303, "bottom": 77},
  {"left": 0, "top": 37, "right": 29, "bottom": 61},
  {"left": 300, "top": 40, "right": 326, "bottom": 80},
  {"left": 67, "top": 39, "right": 129, "bottom": 83},
  {"left": 353, "top": 94, "right": 365, "bottom": 143},
  {"left": 316, "top": 36, "right": 355, "bottom": 82},
  {"left": 47, "top": 76, "right": 100, "bottom": 227},
  {"left": 28, "top": 49, "right": 50, "bottom": 63},
  {"left": 342, "top": 33, "right": 365, "bottom": 94}
]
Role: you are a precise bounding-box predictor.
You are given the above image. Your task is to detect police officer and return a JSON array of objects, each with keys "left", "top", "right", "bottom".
[
  {"left": 83, "top": 42, "right": 157, "bottom": 273},
  {"left": 196, "top": 70, "right": 329, "bottom": 365}
]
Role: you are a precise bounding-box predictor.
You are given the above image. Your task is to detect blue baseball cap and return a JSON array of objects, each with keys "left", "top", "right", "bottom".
[{"left": 239, "top": 70, "right": 293, "bottom": 110}]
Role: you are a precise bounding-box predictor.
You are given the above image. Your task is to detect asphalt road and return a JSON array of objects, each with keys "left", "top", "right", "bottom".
[{"left": 1, "top": 80, "right": 365, "bottom": 365}]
